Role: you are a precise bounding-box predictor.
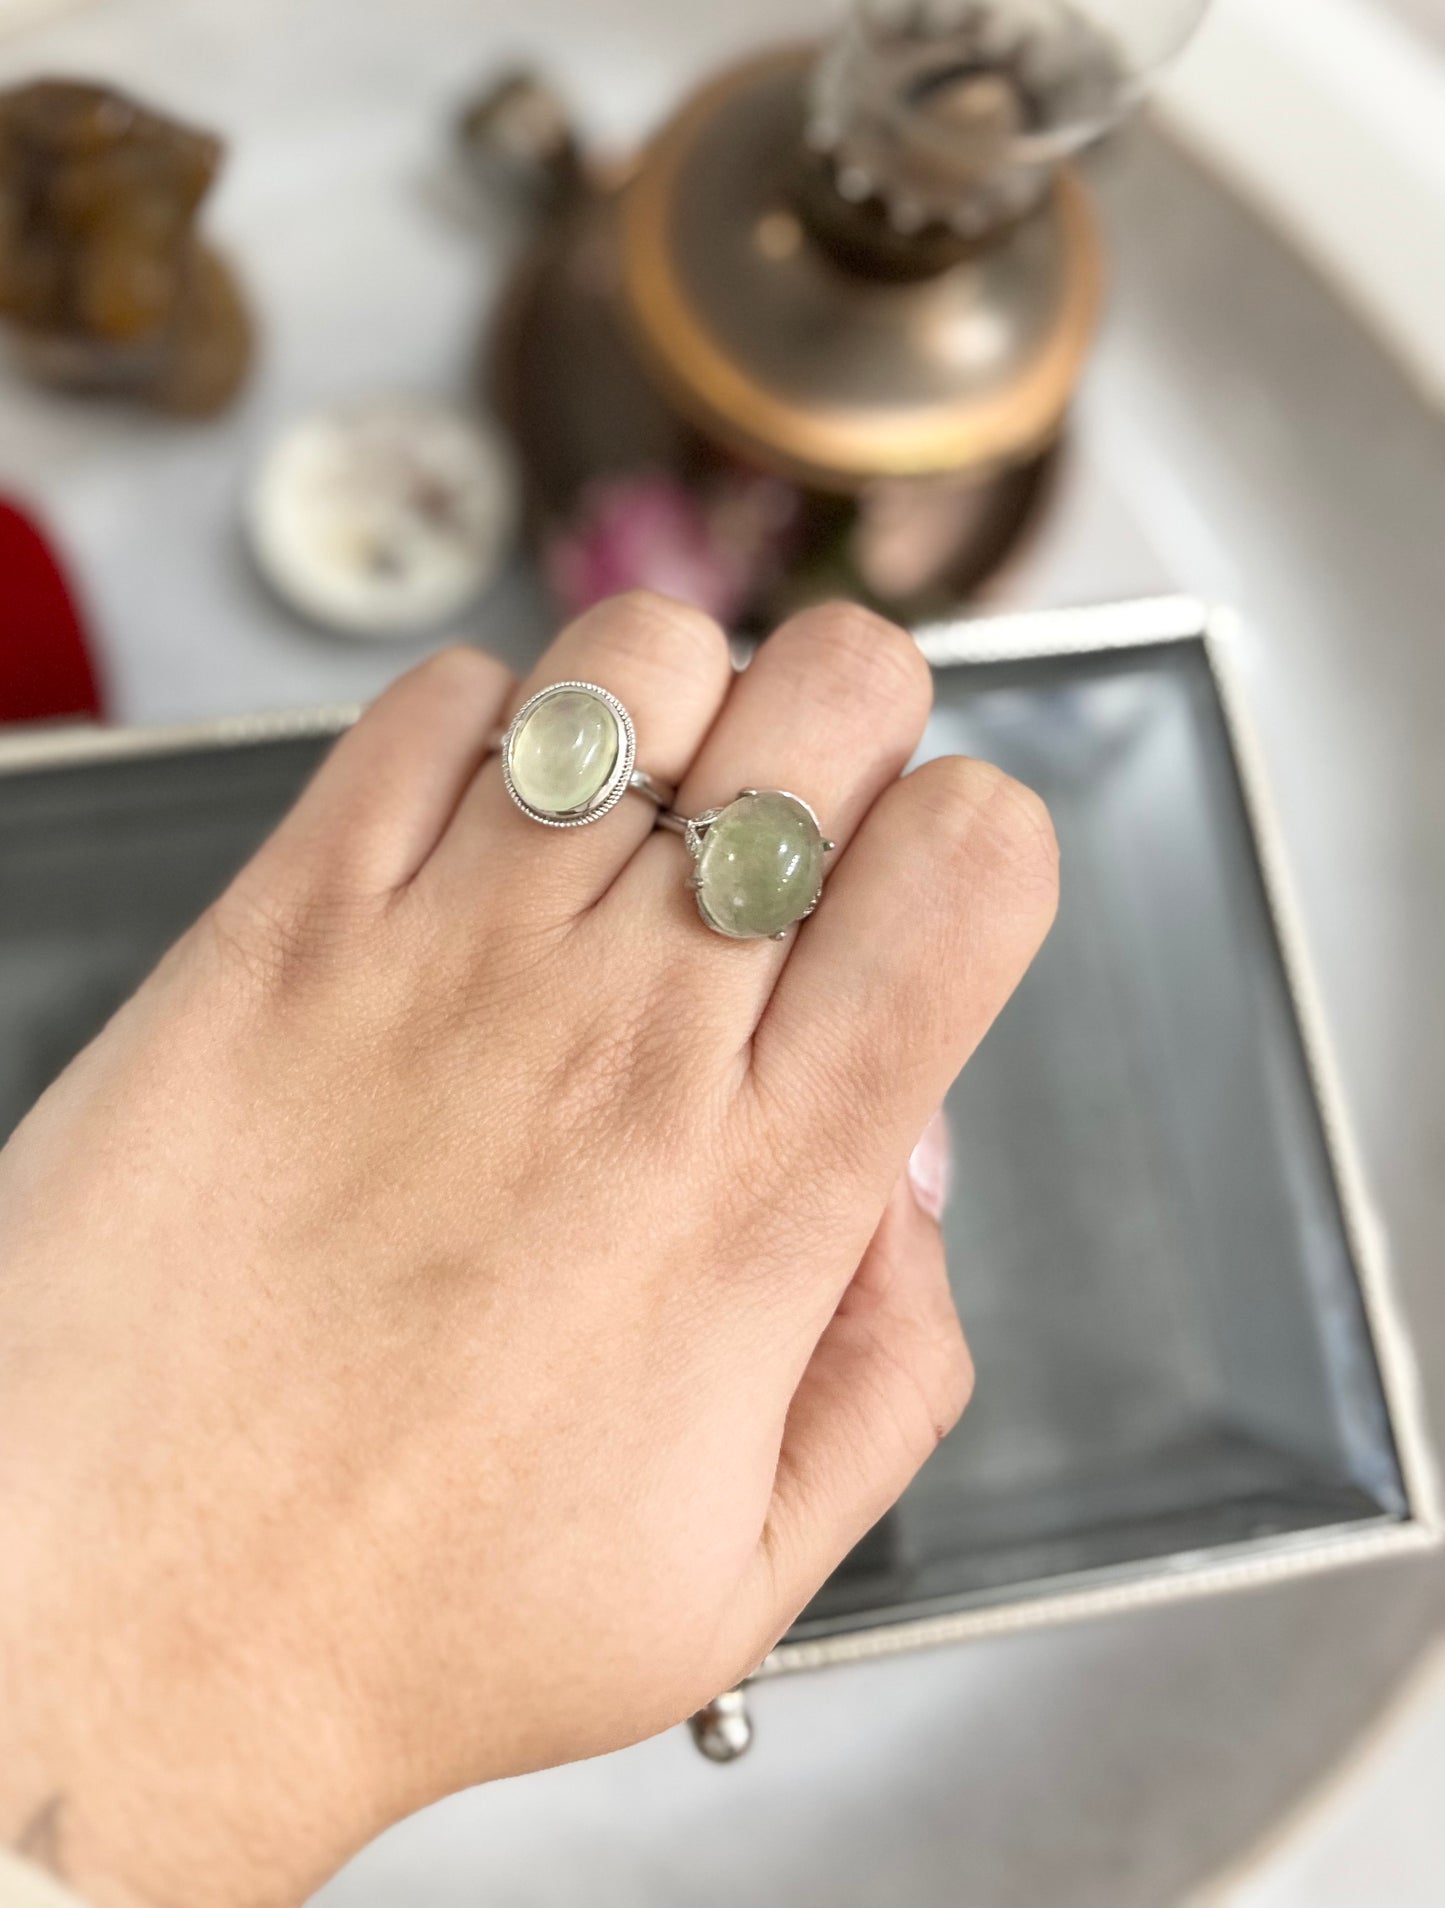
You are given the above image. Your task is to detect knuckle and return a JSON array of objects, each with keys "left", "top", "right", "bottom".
[
  {"left": 204, "top": 870, "right": 376, "bottom": 998},
  {"left": 583, "top": 590, "right": 731, "bottom": 686},
  {"left": 415, "top": 643, "right": 507, "bottom": 698},
  {"left": 733, "top": 1064, "right": 881, "bottom": 1260},
  {"left": 374, "top": 645, "right": 509, "bottom": 727},
  {"left": 931, "top": 1323, "right": 976, "bottom": 1440},
  {"left": 775, "top": 601, "right": 932, "bottom": 723},
  {"left": 846, "top": 1308, "right": 974, "bottom": 1473},
  {"left": 881, "top": 1312, "right": 975, "bottom": 1456},
  {"left": 915, "top": 757, "right": 1059, "bottom": 906},
  {"left": 529, "top": 973, "right": 700, "bottom": 1159}
]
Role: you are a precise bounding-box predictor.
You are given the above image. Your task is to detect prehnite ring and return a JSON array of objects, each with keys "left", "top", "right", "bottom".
[
  {"left": 662, "top": 789, "right": 836, "bottom": 940},
  {"left": 495, "top": 682, "right": 674, "bottom": 827}
]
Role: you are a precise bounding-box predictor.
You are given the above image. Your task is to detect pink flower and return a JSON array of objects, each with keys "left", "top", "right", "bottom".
[{"left": 545, "top": 470, "right": 796, "bottom": 623}]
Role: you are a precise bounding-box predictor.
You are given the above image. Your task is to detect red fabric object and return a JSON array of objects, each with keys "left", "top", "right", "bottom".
[{"left": 0, "top": 498, "right": 104, "bottom": 723}]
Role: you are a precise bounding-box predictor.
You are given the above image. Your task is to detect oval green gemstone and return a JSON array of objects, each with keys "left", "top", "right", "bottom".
[
  {"left": 510, "top": 689, "right": 620, "bottom": 817},
  {"left": 694, "top": 791, "right": 826, "bottom": 940}
]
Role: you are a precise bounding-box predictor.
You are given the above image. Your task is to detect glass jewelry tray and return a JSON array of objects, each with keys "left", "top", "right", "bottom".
[{"left": 0, "top": 598, "right": 1435, "bottom": 1676}]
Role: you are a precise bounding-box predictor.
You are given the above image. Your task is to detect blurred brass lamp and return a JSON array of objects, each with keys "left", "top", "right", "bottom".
[{"left": 475, "top": 0, "right": 1207, "bottom": 629}]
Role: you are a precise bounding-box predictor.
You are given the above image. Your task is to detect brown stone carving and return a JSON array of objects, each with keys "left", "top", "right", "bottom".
[{"left": 0, "top": 78, "right": 253, "bottom": 416}]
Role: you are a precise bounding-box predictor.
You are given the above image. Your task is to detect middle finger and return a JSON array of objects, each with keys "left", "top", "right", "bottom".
[
  {"left": 425, "top": 591, "right": 734, "bottom": 922},
  {"left": 605, "top": 603, "right": 932, "bottom": 1022}
]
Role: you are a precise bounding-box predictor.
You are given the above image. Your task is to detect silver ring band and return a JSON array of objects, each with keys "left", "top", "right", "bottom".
[{"left": 629, "top": 767, "right": 677, "bottom": 809}]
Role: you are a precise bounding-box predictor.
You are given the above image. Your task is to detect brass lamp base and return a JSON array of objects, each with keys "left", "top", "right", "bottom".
[{"left": 485, "top": 47, "right": 1101, "bottom": 629}]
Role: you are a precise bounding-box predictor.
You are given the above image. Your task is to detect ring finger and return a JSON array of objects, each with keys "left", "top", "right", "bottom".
[{"left": 608, "top": 602, "right": 932, "bottom": 1017}]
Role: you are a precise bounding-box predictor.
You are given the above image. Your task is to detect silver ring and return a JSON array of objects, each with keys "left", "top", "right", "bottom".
[
  {"left": 491, "top": 681, "right": 675, "bottom": 828},
  {"left": 662, "top": 789, "right": 835, "bottom": 941}
]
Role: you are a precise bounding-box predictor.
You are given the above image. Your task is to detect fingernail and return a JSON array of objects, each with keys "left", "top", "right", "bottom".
[{"left": 908, "top": 1107, "right": 952, "bottom": 1222}]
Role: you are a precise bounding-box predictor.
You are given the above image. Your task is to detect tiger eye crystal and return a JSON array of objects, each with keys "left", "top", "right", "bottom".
[
  {"left": 693, "top": 791, "right": 826, "bottom": 940},
  {"left": 0, "top": 78, "right": 252, "bottom": 415}
]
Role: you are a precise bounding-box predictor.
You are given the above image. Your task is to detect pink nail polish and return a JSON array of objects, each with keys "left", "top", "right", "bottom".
[{"left": 908, "top": 1107, "right": 952, "bottom": 1221}]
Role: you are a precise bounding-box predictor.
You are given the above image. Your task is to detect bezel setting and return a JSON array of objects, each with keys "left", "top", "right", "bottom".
[
  {"left": 500, "top": 680, "right": 637, "bottom": 827},
  {"left": 684, "top": 788, "right": 835, "bottom": 940}
]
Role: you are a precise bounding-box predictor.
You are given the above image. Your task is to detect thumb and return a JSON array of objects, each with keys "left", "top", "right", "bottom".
[{"left": 736, "top": 1110, "right": 972, "bottom": 1659}]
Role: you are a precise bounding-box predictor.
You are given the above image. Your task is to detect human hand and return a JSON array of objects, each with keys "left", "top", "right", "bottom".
[{"left": 0, "top": 595, "right": 1057, "bottom": 1908}]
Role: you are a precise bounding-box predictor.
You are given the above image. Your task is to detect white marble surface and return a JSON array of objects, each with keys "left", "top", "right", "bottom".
[
  {"left": 1210, "top": 1648, "right": 1445, "bottom": 1908},
  {"left": 1, "top": 6, "right": 1441, "bottom": 1907}
]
